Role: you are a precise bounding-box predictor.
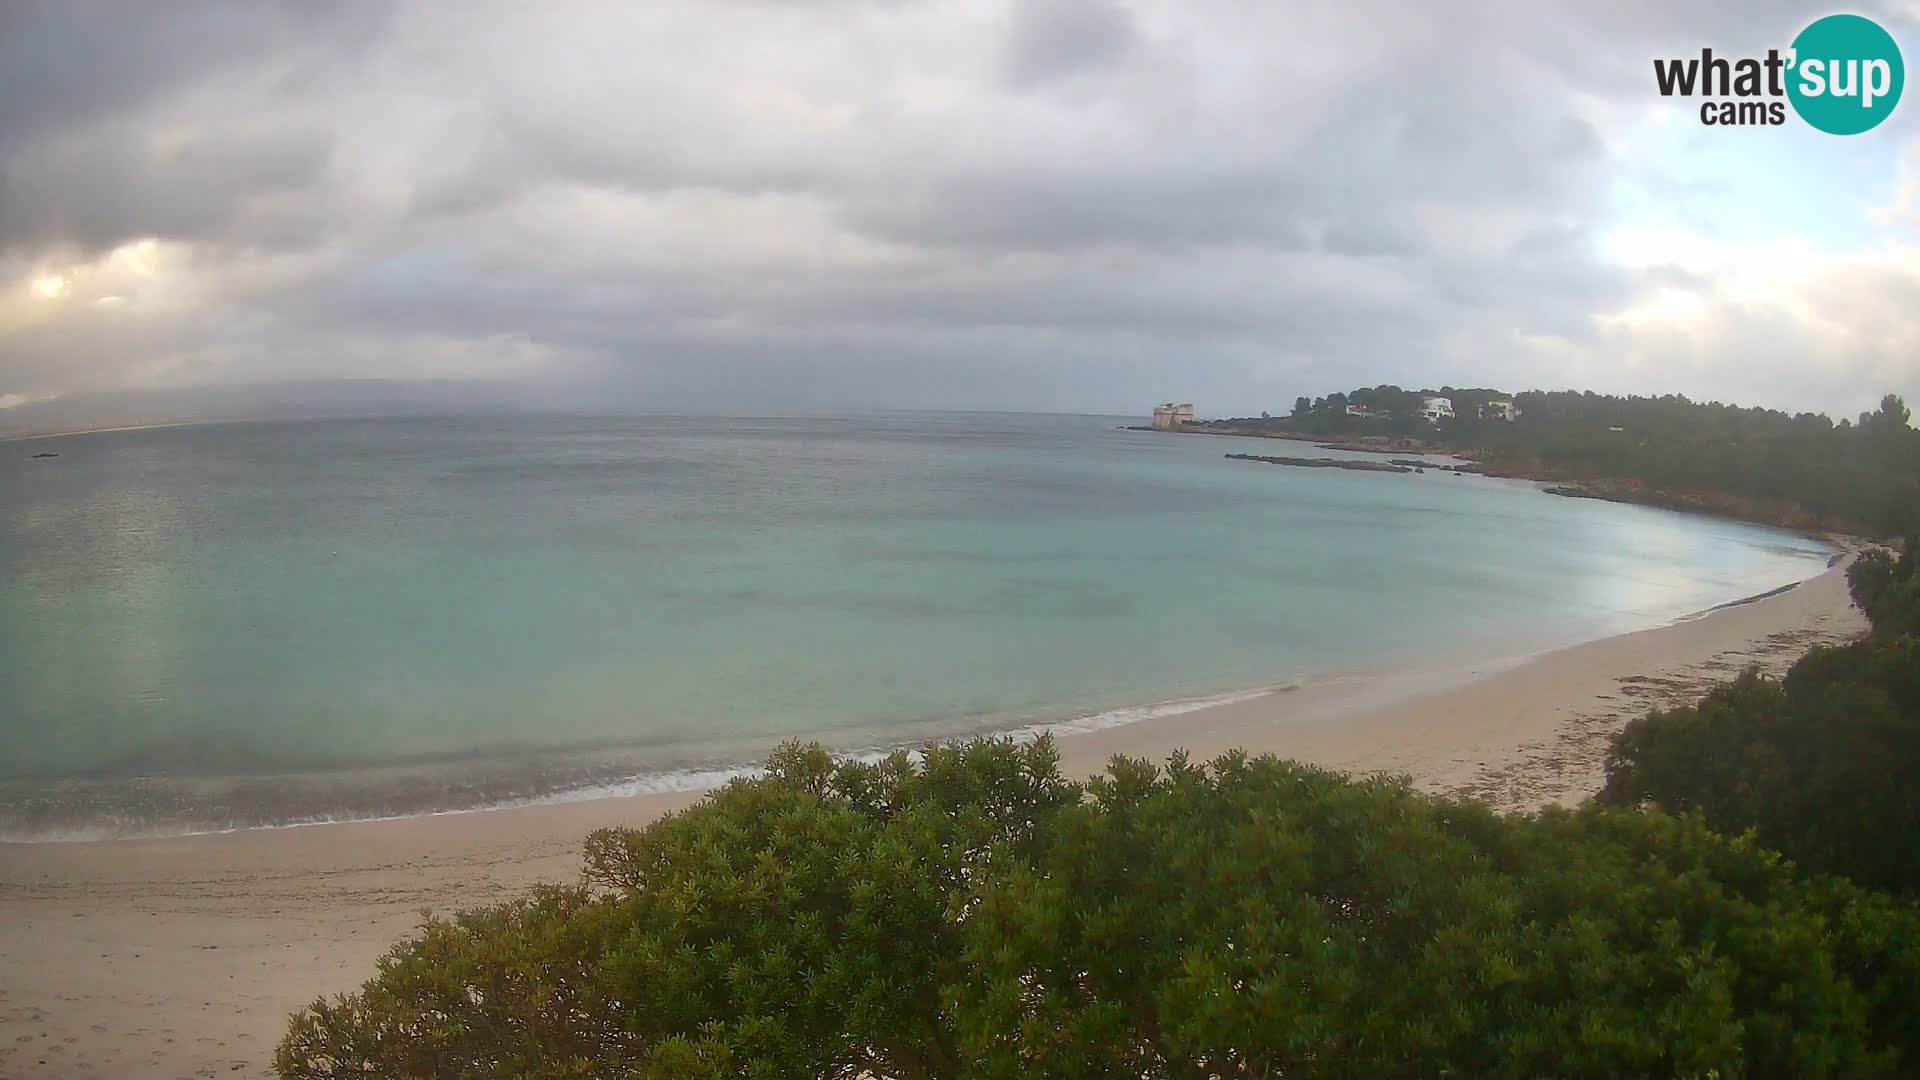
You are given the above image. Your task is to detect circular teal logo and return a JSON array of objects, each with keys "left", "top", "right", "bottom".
[{"left": 1787, "top": 14, "right": 1904, "bottom": 135}]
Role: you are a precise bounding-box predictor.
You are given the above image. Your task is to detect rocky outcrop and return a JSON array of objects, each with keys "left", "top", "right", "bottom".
[{"left": 1225, "top": 453, "right": 1412, "bottom": 473}]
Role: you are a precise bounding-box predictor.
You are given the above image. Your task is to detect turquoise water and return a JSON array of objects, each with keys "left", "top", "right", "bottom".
[{"left": 0, "top": 413, "right": 1832, "bottom": 838}]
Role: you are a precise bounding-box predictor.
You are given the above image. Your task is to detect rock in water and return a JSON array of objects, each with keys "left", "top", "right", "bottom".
[{"left": 1225, "top": 453, "right": 1412, "bottom": 474}]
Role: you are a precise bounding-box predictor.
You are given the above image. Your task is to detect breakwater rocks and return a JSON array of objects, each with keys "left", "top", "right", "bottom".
[
  {"left": 1388, "top": 458, "right": 1470, "bottom": 472},
  {"left": 1225, "top": 453, "right": 1412, "bottom": 473}
]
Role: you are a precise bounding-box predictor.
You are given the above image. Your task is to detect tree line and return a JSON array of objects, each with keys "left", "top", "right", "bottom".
[
  {"left": 281, "top": 544, "right": 1920, "bottom": 1079},
  {"left": 1228, "top": 387, "right": 1920, "bottom": 536}
]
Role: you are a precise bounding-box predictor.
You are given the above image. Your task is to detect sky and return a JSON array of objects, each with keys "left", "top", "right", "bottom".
[{"left": 2, "top": 0, "right": 1918, "bottom": 424}]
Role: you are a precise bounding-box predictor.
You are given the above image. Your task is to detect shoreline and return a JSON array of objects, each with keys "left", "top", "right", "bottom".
[
  {"left": 0, "top": 556, "right": 1834, "bottom": 845},
  {"left": 1059, "top": 557, "right": 1862, "bottom": 808},
  {"left": 0, "top": 420, "right": 203, "bottom": 443},
  {"left": 0, "top": 559, "right": 1869, "bottom": 1078},
  {"left": 1133, "top": 424, "right": 1875, "bottom": 539}
]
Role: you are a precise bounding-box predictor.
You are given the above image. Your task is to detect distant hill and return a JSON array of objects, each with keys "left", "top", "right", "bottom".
[{"left": 0, "top": 380, "right": 529, "bottom": 439}]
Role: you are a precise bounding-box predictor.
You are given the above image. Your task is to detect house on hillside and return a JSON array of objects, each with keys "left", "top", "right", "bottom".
[
  {"left": 1478, "top": 400, "right": 1519, "bottom": 421},
  {"left": 1418, "top": 395, "right": 1455, "bottom": 422},
  {"left": 1152, "top": 403, "right": 1197, "bottom": 430},
  {"left": 1345, "top": 403, "right": 1382, "bottom": 419}
]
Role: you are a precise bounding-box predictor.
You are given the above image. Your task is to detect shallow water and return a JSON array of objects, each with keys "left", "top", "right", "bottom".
[{"left": 0, "top": 412, "right": 1832, "bottom": 839}]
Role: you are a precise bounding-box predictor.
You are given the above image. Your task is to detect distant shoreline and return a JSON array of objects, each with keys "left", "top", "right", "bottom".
[
  {"left": 1127, "top": 422, "right": 1866, "bottom": 539},
  {"left": 1, "top": 420, "right": 202, "bottom": 443}
]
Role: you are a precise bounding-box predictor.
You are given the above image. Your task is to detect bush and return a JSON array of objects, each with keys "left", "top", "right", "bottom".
[
  {"left": 1600, "top": 544, "right": 1920, "bottom": 894},
  {"left": 280, "top": 742, "right": 1920, "bottom": 1079},
  {"left": 279, "top": 737, "right": 1076, "bottom": 1080}
]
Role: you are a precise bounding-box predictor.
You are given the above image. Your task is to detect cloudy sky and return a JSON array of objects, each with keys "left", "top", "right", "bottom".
[{"left": 2, "top": 0, "right": 1917, "bottom": 422}]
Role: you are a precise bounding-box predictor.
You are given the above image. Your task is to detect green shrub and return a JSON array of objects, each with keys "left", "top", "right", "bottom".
[
  {"left": 1601, "top": 544, "right": 1920, "bottom": 894},
  {"left": 280, "top": 742, "right": 1920, "bottom": 1079}
]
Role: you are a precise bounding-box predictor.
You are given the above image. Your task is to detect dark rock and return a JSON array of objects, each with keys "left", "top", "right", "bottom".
[
  {"left": 30, "top": 452, "right": 59, "bottom": 459},
  {"left": 1226, "top": 453, "right": 1412, "bottom": 474}
]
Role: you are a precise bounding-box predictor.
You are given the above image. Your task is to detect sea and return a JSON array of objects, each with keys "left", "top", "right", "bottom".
[{"left": 0, "top": 412, "right": 1835, "bottom": 840}]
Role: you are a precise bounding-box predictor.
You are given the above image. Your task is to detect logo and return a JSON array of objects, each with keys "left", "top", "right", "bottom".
[{"left": 1654, "top": 13, "right": 1904, "bottom": 134}]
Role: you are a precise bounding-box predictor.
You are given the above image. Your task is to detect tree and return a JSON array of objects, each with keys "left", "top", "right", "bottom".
[
  {"left": 1600, "top": 544, "right": 1920, "bottom": 893},
  {"left": 961, "top": 755, "right": 1919, "bottom": 1079},
  {"left": 1293, "top": 395, "right": 1312, "bottom": 418},
  {"left": 1221, "top": 385, "right": 1920, "bottom": 535},
  {"left": 279, "top": 738, "right": 1078, "bottom": 1080},
  {"left": 282, "top": 743, "right": 1920, "bottom": 1079}
]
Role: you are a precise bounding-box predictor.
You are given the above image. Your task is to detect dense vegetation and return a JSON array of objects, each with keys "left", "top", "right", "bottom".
[
  {"left": 281, "top": 734, "right": 1920, "bottom": 1078},
  {"left": 1220, "top": 388, "right": 1920, "bottom": 535},
  {"left": 1601, "top": 541, "right": 1920, "bottom": 894}
]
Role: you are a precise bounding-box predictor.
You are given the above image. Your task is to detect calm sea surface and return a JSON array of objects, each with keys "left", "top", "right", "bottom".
[{"left": 0, "top": 412, "right": 1832, "bottom": 839}]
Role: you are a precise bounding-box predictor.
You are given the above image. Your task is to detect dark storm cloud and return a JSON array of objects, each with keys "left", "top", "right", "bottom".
[{"left": 0, "top": 0, "right": 1914, "bottom": 425}]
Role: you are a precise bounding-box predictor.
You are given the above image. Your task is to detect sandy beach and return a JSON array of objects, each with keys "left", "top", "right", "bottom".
[{"left": 0, "top": 559, "right": 1867, "bottom": 1080}]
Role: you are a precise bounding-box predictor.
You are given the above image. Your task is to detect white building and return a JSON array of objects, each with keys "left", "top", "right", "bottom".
[
  {"left": 1151, "top": 403, "right": 1196, "bottom": 430},
  {"left": 1418, "top": 395, "right": 1455, "bottom": 422},
  {"left": 1478, "top": 400, "right": 1518, "bottom": 421},
  {"left": 1345, "top": 403, "right": 1380, "bottom": 419}
]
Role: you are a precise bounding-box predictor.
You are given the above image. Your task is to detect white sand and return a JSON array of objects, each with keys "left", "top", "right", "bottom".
[{"left": 0, "top": 560, "right": 1866, "bottom": 1079}]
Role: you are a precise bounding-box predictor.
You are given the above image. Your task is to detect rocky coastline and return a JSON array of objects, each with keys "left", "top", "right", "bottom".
[{"left": 1131, "top": 422, "right": 1858, "bottom": 537}]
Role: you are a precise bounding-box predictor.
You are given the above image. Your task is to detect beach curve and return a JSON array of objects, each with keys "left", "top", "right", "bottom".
[{"left": 0, "top": 557, "right": 1870, "bottom": 1078}]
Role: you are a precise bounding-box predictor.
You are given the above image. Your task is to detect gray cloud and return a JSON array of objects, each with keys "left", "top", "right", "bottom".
[
  {"left": 0, "top": 0, "right": 1915, "bottom": 428},
  {"left": 0, "top": 3, "right": 367, "bottom": 147},
  {"left": 1001, "top": 0, "right": 1140, "bottom": 87},
  {"left": 1, "top": 120, "right": 335, "bottom": 256}
]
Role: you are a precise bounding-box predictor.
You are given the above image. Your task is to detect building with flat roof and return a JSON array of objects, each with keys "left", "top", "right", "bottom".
[{"left": 1152, "top": 403, "right": 1196, "bottom": 430}]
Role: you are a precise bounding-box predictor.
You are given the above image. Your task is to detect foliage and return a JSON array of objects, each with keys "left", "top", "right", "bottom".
[
  {"left": 278, "top": 737, "right": 1076, "bottom": 1080},
  {"left": 962, "top": 755, "right": 1920, "bottom": 1079},
  {"left": 1848, "top": 542, "right": 1920, "bottom": 637},
  {"left": 281, "top": 741, "right": 1920, "bottom": 1079},
  {"left": 1601, "top": 542, "right": 1920, "bottom": 894},
  {"left": 1218, "top": 387, "right": 1920, "bottom": 535}
]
